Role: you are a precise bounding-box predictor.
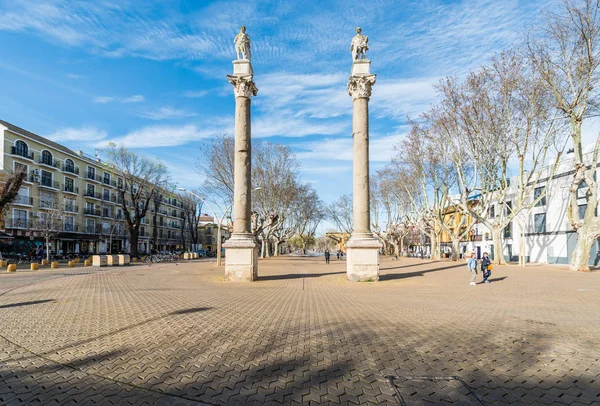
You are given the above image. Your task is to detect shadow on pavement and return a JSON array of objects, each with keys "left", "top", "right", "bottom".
[
  {"left": 380, "top": 263, "right": 464, "bottom": 281},
  {"left": 0, "top": 299, "right": 55, "bottom": 309},
  {"left": 487, "top": 276, "right": 508, "bottom": 283},
  {"left": 380, "top": 261, "right": 436, "bottom": 271},
  {"left": 258, "top": 271, "right": 345, "bottom": 281},
  {"left": 170, "top": 307, "right": 212, "bottom": 315}
]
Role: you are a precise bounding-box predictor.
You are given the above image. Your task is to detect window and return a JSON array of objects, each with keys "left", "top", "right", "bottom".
[
  {"left": 579, "top": 204, "right": 588, "bottom": 220},
  {"left": 504, "top": 201, "right": 512, "bottom": 217},
  {"left": 118, "top": 178, "right": 123, "bottom": 189},
  {"left": 86, "top": 184, "right": 95, "bottom": 196},
  {"left": 86, "top": 219, "right": 95, "bottom": 233},
  {"left": 577, "top": 181, "right": 589, "bottom": 199},
  {"left": 116, "top": 208, "right": 123, "bottom": 219},
  {"left": 13, "top": 209, "right": 28, "bottom": 227},
  {"left": 65, "top": 199, "right": 76, "bottom": 212},
  {"left": 534, "top": 213, "right": 546, "bottom": 233},
  {"left": 87, "top": 166, "right": 96, "bottom": 179},
  {"left": 41, "top": 170, "right": 52, "bottom": 187},
  {"left": 64, "top": 159, "right": 75, "bottom": 173},
  {"left": 14, "top": 162, "right": 27, "bottom": 174},
  {"left": 39, "top": 190, "right": 54, "bottom": 208},
  {"left": 15, "top": 140, "right": 28, "bottom": 157},
  {"left": 41, "top": 150, "right": 53, "bottom": 166},
  {"left": 103, "top": 172, "right": 110, "bottom": 185},
  {"left": 103, "top": 188, "right": 110, "bottom": 201},
  {"left": 504, "top": 222, "right": 512, "bottom": 238},
  {"left": 534, "top": 186, "right": 546, "bottom": 206},
  {"left": 489, "top": 205, "right": 495, "bottom": 219},
  {"left": 64, "top": 178, "right": 74, "bottom": 193},
  {"left": 64, "top": 216, "right": 74, "bottom": 232}
]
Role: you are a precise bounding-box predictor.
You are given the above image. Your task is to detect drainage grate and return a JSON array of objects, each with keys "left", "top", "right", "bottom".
[{"left": 385, "top": 375, "right": 486, "bottom": 405}]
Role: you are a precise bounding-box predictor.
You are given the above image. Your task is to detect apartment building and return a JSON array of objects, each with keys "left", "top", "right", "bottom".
[{"left": 0, "top": 119, "right": 186, "bottom": 256}]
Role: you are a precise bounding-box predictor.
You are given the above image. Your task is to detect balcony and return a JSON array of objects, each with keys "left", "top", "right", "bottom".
[
  {"left": 84, "top": 190, "right": 102, "bottom": 200},
  {"left": 84, "top": 224, "right": 104, "bottom": 234},
  {"left": 102, "top": 210, "right": 113, "bottom": 219},
  {"left": 85, "top": 171, "right": 102, "bottom": 183},
  {"left": 6, "top": 218, "right": 33, "bottom": 229},
  {"left": 63, "top": 223, "right": 79, "bottom": 232},
  {"left": 11, "top": 146, "right": 34, "bottom": 160},
  {"left": 13, "top": 195, "right": 33, "bottom": 206},
  {"left": 103, "top": 177, "right": 117, "bottom": 188},
  {"left": 64, "top": 204, "right": 79, "bottom": 213},
  {"left": 63, "top": 185, "right": 79, "bottom": 195},
  {"left": 62, "top": 164, "right": 80, "bottom": 176},
  {"left": 38, "top": 200, "right": 57, "bottom": 209},
  {"left": 39, "top": 179, "right": 60, "bottom": 190},
  {"left": 102, "top": 193, "right": 112, "bottom": 202},
  {"left": 38, "top": 156, "right": 60, "bottom": 169},
  {"left": 84, "top": 208, "right": 101, "bottom": 217}
]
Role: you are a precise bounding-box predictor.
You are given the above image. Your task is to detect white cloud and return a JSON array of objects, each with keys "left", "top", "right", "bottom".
[
  {"left": 101, "top": 124, "right": 218, "bottom": 148},
  {"left": 137, "top": 106, "right": 196, "bottom": 120},
  {"left": 65, "top": 73, "right": 85, "bottom": 79},
  {"left": 46, "top": 126, "right": 107, "bottom": 143},
  {"left": 92, "top": 95, "right": 145, "bottom": 104}
]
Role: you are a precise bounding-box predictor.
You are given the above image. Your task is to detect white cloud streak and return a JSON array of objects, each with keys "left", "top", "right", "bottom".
[
  {"left": 46, "top": 126, "right": 107, "bottom": 143},
  {"left": 136, "top": 106, "right": 196, "bottom": 120},
  {"left": 92, "top": 95, "right": 145, "bottom": 104}
]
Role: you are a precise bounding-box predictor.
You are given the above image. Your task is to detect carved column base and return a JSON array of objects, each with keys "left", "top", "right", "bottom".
[
  {"left": 223, "top": 234, "right": 258, "bottom": 282},
  {"left": 346, "top": 233, "right": 381, "bottom": 282}
]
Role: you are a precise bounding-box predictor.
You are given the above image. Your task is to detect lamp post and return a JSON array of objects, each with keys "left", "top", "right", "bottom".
[{"left": 178, "top": 188, "right": 262, "bottom": 266}]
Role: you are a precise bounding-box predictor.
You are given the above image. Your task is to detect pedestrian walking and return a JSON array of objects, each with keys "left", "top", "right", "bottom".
[
  {"left": 324, "top": 249, "right": 331, "bottom": 264},
  {"left": 336, "top": 251, "right": 340, "bottom": 260},
  {"left": 467, "top": 252, "right": 478, "bottom": 286},
  {"left": 481, "top": 252, "right": 492, "bottom": 283}
]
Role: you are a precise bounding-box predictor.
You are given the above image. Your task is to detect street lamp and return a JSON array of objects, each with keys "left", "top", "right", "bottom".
[{"left": 178, "top": 187, "right": 262, "bottom": 266}]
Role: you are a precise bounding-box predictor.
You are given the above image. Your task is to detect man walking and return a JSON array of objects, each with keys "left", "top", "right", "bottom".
[
  {"left": 468, "top": 252, "right": 478, "bottom": 286},
  {"left": 324, "top": 249, "right": 331, "bottom": 264}
]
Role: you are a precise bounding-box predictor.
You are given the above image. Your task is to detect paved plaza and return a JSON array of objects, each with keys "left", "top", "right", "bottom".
[{"left": 0, "top": 256, "right": 599, "bottom": 405}]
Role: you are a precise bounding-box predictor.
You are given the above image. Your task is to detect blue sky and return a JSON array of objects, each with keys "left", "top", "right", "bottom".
[{"left": 0, "top": 0, "right": 553, "bottom": 218}]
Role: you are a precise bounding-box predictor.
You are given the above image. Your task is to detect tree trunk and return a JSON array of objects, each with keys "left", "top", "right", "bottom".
[
  {"left": 130, "top": 228, "right": 140, "bottom": 258},
  {"left": 429, "top": 233, "right": 440, "bottom": 260},
  {"left": 492, "top": 228, "right": 506, "bottom": 265},
  {"left": 518, "top": 219, "right": 526, "bottom": 267},
  {"left": 261, "top": 239, "right": 267, "bottom": 259},
  {"left": 273, "top": 239, "right": 280, "bottom": 256},
  {"left": 451, "top": 236, "right": 461, "bottom": 261},
  {"left": 570, "top": 226, "right": 593, "bottom": 272},
  {"left": 46, "top": 237, "right": 50, "bottom": 262},
  {"left": 152, "top": 211, "right": 158, "bottom": 253},
  {"left": 400, "top": 237, "right": 405, "bottom": 256}
]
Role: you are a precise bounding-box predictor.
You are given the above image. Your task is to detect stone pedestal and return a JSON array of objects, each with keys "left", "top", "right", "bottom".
[
  {"left": 224, "top": 59, "right": 259, "bottom": 282},
  {"left": 346, "top": 60, "right": 381, "bottom": 282}
]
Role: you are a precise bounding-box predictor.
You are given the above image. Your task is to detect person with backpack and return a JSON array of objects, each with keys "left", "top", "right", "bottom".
[
  {"left": 481, "top": 252, "right": 492, "bottom": 283},
  {"left": 467, "top": 252, "right": 478, "bottom": 286}
]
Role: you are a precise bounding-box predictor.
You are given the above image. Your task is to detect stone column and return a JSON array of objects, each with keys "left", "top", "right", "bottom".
[
  {"left": 223, "top": 60, "right": 259, "bottom": 282},
  {"left": 346, "top": 60, "right": 381, "bottom": 282}
]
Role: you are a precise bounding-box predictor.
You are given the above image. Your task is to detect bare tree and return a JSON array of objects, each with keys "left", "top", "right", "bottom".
[
  {"left": 295, "top": 187, "right": 325, "bottom": 254},
  {"left": 528, "top": 0, "right": 600, "bottom": 271},
  {"left": 33, "top": 194, "right": 66, "bottom": 262},
  {"left": 327, "top": 194, "right": 353, "bottom": 235},
  {"left": 0, "top": 168, "right": 26, "bottom": 214},
  {"left": 104, "top": 143, "right": 170, "bottom": 258}
]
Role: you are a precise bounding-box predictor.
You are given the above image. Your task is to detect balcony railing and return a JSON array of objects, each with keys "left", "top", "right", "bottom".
[
  {"left": 6, "top": 218, "right": 33, "bottom": 229},
  {"left": 62, "top": 165, "right": 80, "bottom": 175},
  {"left": 102, "top": 210, "right": 113, "bottom": 218},
  {"left": 85, "top": 171, "right": 102, "bottom": 182},
  {"left": 11, "top": 146, "right": 34, "bottom": 160},
  {"left": 39, "top": 200, "right": 57, "bottom": 209},
  {"left": 102, "top": 193, "right": 111, "bottom": 202},
  {"left": 84, "top": 208, "right": 101, "bottom": 216},
  {"left": 84, "top": 191, "right": 102, "bottom": 199},
  {"left": 64, "top": 204, "right": 79, "bottom": 213},
  {"left": 13, "top": 195, "right": 33, "bottom": 205},
  {"left": 40, "top": 179, "right": 60, "bottom": 189},
  {"left": 63, "top": 185, "right": 79, "bottom": 194},
  {"left": 63, "top": 223, "right": 79, "bottom": 232},
  {"left": 39, "top": 156, "right": 60, "bottom": 169}
]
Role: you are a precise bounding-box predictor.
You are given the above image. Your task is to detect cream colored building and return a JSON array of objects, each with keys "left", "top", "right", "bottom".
[
  {"left": 197, "top": 214, "right": 230, "bottom": 253},
  {"left": 0, "top": 119, "right": 185, "bottom": 256}
]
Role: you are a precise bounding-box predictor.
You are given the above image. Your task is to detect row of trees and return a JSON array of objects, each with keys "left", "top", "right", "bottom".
[
  {"left": 197, "top": 135, "right": 325, "bottom": 257},
  {"left": 360, "top": 0, "right": 600, "bottom": 271}
]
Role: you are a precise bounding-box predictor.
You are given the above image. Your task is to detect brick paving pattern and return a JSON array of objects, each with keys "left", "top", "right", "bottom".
[{"left": 0, "top": 256, "right": 599, "bottom": 405}]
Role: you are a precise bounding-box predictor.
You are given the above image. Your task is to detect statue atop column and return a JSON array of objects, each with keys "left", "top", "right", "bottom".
[
  {"left": 234, "top": 26, "right": 252, "bottom": 61},
  {"left": 351, "top": 27, "right": 369, "bottom": 60}
]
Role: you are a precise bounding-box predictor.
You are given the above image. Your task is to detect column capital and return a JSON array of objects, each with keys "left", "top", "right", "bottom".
[
  {"left": 348, "top": 74, "right": 376, "bottom": 100},
  {"left": 227, "top": 75, "right": 258, "bottom": 98}
]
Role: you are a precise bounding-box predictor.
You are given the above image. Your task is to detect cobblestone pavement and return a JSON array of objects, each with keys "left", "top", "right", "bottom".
[{"left": 0, "top": 256, "right": 599, "bottom": 405}]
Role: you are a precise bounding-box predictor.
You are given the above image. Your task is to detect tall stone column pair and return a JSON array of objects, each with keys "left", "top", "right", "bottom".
[{"left": 223, "top": 26, "right": 381, "bottom": 282}]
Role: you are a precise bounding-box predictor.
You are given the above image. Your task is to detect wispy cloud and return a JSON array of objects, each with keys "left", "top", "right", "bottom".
[
  {"left": 46, "top": 126, "right": 107, "bottom": 143},
  {"left": 65, "top": 73, "right": 85, "bottom": 79},
  {"left": 92, "top": 95, "right": 145, "bottom": 104},
  {"left": 184, "top": 90, "right": 208, "bottom": 98},
  {"left": 101, "top": 124, "right": 218, "bottom": 148},
  {"left": 137, "top": 106, "right": 196, "bottom": 120}
]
